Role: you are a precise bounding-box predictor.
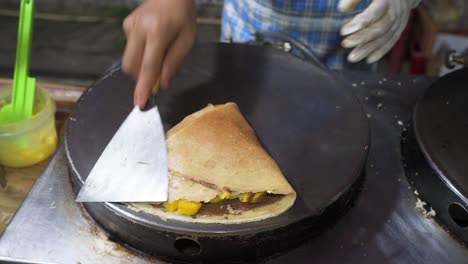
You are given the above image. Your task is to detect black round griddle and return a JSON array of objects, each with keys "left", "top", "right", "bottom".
[
  {"left": 403, "top": 68, "right": 468, "bottom": 245},
  {"left": 66, "top": 43, "right": 369, "bottom": 263}
]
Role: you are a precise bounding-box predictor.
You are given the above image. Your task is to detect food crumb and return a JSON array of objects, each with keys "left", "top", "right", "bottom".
[
  {"left": 352, "top": 83, "right": 357, "bottom": 87},
  {"left": 50, "top": 201, "right": 57, "bottom": 209},
  {"left": 415, "top": 198, "right": 436, "bottom": 219},
  {"left": 366, "top": 113, "right": 372, "bottom": 118},
  {"left": 427, "top": 207, "right": 436, "bottom": 218},
  {"left": 414, "top": 190, "right": 419, "bottom": 196},
  {"left": 364, "top": 97, "right": 369, "bottom": 101},
  {"left": 226, "top": 204, "right": 242, "bottom": 215},
  {"left": 361, "top": 81, "right": 366, "bottom": 85},
  {"left": 397, "top": 82, "right": 401, "bottom": 86},
  {"left": 397, "top": 120, "right": 404, "bottom": 126},
  {"left": 416, "top": 198, "right": 426, "bottom": 209},
  {"left": 377, "top": 103, "right": 383, "bottom": 109}
]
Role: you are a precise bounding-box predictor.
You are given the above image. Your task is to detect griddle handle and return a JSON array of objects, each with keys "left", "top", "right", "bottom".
[
  {"left": 254, "top": 31, "right": 328, "bottom": 70},
  {"left": 445, "top": 50, "right": 468, "bottom": 69}
]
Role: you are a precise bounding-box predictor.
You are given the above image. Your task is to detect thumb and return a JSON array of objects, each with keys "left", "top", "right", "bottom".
[{"left": 338, "top": 0, "right": 363, "bottom": 12}]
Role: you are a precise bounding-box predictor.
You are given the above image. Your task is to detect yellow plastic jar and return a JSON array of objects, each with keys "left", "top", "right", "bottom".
[{"left": 0, "top": 86, "right": 58, "bottom": 167}]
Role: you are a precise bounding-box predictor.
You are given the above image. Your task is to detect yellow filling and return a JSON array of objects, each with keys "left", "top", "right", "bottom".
[
  {"left": 164, "top": 200, "right": 202, "bottom": 216},
  {"left": 177, "top": 200, "right": 203, "bottom": 216},
  {"left": 163, "top": 200, "right": 179, "bottom": 212},
  {"left": 253, "top": 192, "right": 265, "bottom": 201},
  {"left": 239, "top": 193, "right": 250, "bottom": 202},
  {"left": 209, "top": 190, "right": 231, "bottom": 203},
  {"left": 163, "top": 191, "right": 266, "bottom": 216}
]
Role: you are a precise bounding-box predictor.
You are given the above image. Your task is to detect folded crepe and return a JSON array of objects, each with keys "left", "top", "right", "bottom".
[{"left": 129, "top": 102, "right": 296, "bottom": 224}]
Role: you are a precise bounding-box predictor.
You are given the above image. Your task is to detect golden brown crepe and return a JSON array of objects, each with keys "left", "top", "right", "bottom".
[{"left": 128, "top": 103, "right": 296, "bottom": 224}]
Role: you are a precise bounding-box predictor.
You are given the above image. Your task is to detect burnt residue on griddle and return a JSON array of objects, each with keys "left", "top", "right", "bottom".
[{"left": 77, "top": 203, "right": 162, "bottom": 263}]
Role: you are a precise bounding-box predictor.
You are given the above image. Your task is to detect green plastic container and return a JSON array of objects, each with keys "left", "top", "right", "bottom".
[{"left": 0, "top": 86, "right": 57, "bottom": 167}]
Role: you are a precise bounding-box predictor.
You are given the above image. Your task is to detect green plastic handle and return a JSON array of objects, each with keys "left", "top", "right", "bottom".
[{"left": 12, "top": 0, "right": 36, "bottom": 120}]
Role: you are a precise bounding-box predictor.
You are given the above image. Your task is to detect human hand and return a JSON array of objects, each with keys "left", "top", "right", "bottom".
[
  {"left": 122, "top": 0, "right": 196, "bottom": 108},
  {"left": 338, "top": 0, "right": 420, "bottom": 64}
]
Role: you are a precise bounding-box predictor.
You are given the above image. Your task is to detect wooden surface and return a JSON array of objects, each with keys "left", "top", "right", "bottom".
[
  {"left": 0, "top": 162, "right": 49, "bottom": 233},
  {"left": 0, "top": 79, "right": 84, "bottom": 234}
]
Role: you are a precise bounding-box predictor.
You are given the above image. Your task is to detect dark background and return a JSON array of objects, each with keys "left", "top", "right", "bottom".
[{"left": 0, "top": 0, "right": 223, "bottom": 84}]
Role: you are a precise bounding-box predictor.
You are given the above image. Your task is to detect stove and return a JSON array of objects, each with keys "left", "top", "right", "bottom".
[{"left": 1, "top": 70, "right": 467, "bottom": 263}]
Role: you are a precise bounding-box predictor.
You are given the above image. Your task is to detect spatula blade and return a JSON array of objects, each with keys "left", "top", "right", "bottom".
[{"left": 76, "top": 106, "right": 168, "bottom": 202}]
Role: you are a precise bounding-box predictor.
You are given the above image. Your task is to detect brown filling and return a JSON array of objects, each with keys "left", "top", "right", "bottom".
[{"left": 152, "top": 194, "right": 283, "bottom": 217}]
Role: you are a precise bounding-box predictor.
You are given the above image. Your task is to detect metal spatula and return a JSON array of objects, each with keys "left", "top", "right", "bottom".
[{"left": 76, "top": 84, "right": 168, "bottom": 202}]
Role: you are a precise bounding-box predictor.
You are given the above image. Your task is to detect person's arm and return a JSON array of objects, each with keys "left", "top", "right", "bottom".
[
  {"left": 338, "top": 0, "right": 421, "bottom": 64},
  {"left": 122, "top": 0, "right": 196, "bottom": 108}
]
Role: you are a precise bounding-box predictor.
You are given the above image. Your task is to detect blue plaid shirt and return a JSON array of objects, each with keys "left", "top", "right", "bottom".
[{"left": 221, "top": 0, "right": 372, "bottom": 70}]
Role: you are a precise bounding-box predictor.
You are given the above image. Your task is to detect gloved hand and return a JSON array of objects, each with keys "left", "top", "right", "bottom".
[
  {"left": 122, "top": 0, "right": 196, "bottom": 108},
  {"left": 338, "top": 0, "right": 421, "bottom": 64}
]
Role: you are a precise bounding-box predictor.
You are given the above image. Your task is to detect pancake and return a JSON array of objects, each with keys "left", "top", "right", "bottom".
[{"left": 128, "top": 102, "right": 296, "bottom": 224}]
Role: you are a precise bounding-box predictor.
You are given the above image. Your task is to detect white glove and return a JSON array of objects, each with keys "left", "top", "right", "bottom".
[{"left": 338, "top": 0, "right": 421, "bottom": 64}]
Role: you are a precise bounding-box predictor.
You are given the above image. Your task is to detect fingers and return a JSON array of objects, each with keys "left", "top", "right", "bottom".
[
  {"left": 366, "top": 13, "right": 409, "bottom": 63},
  {"left": 160, "top": 27, "right": 196, "bottom": 88},
  {"left": 122, "top": 0, "right": 197, "bottom": 107},
  {"left": 338, "top": 0, "right": 362, "bottom": 12},
  {"left": 122, "top": 30, "right": 146, "bottom": 79},
  {"left": 341, "top": 0, "right": 388, "bottom": 36},
  {"left": 343, "top": 0, "right": 417, "bottom": 64},
  {"left": 134, "top": 29, "right": 177, "bottom": 108},
  {"left": 347, "top": 15, "right": 401, "bottom": 63},
  {"left": 342, "top": 12, "right": 393, "bottom": 48}
]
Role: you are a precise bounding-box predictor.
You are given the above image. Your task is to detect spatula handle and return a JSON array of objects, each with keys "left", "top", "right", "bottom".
[
  {"left": 144, "top": 80, "right": 160, "bottom": 111},
  {"left": 12, "top": 0, "right": 35, "bottom": 119}
]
